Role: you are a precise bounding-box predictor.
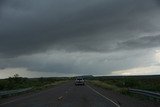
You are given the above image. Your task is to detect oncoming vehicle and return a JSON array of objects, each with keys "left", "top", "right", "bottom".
[{"left": 75, "top": 77, "right": 85, "bottom": 86}]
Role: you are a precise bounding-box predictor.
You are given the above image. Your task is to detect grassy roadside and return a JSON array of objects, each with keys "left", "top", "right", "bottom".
[
  {"left": 89, "top": 76, "right": 160, "bottom": 92},
  {"left": 0, "top": 75, "right": 70, "bottom": 91},
  {"left": 88, "top": 80, "right": 128, "bottom": 94},
  {"left": 0, "top": 80, "right": 69, "bottom": 99},
  {"left": 0, "top": 75, "right": 71, "bottom": 98},
  {"left": 88, "top": 79, "right": 160, "bottom": 102}
]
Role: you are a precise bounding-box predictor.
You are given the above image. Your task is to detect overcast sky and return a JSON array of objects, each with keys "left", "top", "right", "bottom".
[{"left": 0, "top": 0, "right": 160, "bottom": 78}]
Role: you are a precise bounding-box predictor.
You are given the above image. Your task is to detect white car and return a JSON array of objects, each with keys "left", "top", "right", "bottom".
[{"left": 75, "top": 78, "right": 85, "bottom": 85}]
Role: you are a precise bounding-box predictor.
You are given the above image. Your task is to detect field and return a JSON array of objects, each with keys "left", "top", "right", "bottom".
[
  {"left": 89, "top": 75, "right": 160, "bottom": 93},
  {"left": 1, "top": 75, "right": 159, "bottom": 92},
  {"left": 0, "top": 74, "right": 70, "bottom": 91}
]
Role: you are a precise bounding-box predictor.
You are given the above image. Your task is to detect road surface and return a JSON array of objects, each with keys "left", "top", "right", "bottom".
[{"left": 0, "top": 82, "right": 159, "bottom": 107}]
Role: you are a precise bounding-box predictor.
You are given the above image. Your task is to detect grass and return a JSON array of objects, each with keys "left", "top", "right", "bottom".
[
  {"left": 0, "top": 75, "right": 70, "bottom": 98},
  {"left": 89, "top": 75, "right": 160, "bottom": 92},
  {"left": 0, "top": 75, "right": 70, "bottom": 91},
  {"left": 89, "top": 80, "right": 128, "bottom": 94},
  {"left": 88, "top": 75, "right": 160, "bottom": 102}
]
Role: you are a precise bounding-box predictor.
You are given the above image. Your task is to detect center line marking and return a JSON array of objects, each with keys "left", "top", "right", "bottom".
[{"left": 86, "top": 84, "right": 120, "bottom": 107}]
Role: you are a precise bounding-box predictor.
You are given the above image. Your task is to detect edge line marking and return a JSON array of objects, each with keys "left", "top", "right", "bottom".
[{"left": 86, "top": 84, "right": 120, "bottom": 107}]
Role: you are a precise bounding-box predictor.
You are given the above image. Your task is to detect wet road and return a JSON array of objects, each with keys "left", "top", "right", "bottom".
[{"left": 0, "top": 82, "right": 118, "bottom": 107}]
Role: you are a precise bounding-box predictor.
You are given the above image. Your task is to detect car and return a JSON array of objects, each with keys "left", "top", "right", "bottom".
[{"left": 75, "top": 77, "right": 85, "bottom": 86}]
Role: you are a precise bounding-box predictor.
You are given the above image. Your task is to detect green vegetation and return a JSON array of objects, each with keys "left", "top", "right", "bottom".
[
  {"left": 89, "top": 80, "right": 128, "bottom": 94},
  {"left": 89, "top": 75, "right": 160, "bottom": 92},
  {"left": 88, "top": 75, "right": 160, "bottom": 102},
  {"left": 0, "top": 74, "right": 70, "bottom": 91}
]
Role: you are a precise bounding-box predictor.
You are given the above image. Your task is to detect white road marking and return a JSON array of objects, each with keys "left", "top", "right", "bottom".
[{"left": 86, "top": 84, "right": 120, "bottom": 107}]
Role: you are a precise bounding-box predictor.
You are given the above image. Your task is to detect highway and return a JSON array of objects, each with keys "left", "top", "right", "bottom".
[{"left": 0, "top": 82, "right": 159, "bottom": 107}]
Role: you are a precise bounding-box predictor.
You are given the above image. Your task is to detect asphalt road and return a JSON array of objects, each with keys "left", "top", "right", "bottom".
[
  {"left": 0, "top": 82, "right": 159, "bottom": 107},
  {"left": 0, "top": 82, "right": 119, "bottom": 107}
]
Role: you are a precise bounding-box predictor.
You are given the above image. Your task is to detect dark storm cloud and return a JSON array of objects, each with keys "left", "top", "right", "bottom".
[
  {"left": 118, "top": 35, "right": 160, "bottom": 50},
  {"left": 0, "top": 49, "right": 155, "bottom": 75},
  {"left": 0, "top": 0, "right": 160, "bottom": 76},
  {"left": 155, "top": 0, "right": 160, "bottom": 5},
  {"left": 0, "top": 0, "right": 6, "bottom": 15},
  {"left": 0, "top": 0, "right": 5, "bottom": 5},
  {"left": 0, "top": 0, "right": 159, "bottom": 57}
]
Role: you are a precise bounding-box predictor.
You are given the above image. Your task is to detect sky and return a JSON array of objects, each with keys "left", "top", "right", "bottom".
[{"left": 0, "top": 0, "right": 160, "bottom": 78}]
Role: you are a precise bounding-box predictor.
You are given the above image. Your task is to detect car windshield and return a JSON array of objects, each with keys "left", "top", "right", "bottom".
[{"left": 0, "top": 0, "right": 160, "bottom": 107}]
